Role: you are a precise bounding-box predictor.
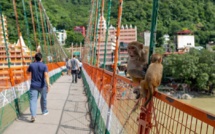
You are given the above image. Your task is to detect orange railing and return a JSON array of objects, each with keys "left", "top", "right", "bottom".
[
  {"left": 83, "top": 63, "right": 215, "bottom": 134},
  {"left": 0, "top": 62, "right": 65, "bottom": 92}
]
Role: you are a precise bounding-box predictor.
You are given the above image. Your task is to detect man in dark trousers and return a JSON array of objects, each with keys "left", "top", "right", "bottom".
[
  {"left": 27, "top": 53, "right": 50, "bottom": 122},
  {"left": 70, "top": 55, "right": 79, "bottom": 83}
]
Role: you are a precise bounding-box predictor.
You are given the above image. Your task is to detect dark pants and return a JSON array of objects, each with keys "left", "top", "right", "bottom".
[
  {"left": 71, "top": 70, "right": 78, "bottom": 83},
  {"left": 78, "top": 67, "right": 82, "bottom": 79}
]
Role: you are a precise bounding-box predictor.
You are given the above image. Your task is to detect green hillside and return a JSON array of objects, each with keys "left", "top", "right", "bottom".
[{"left": 1, "top": 0, "right": 215, "bottom": 48}]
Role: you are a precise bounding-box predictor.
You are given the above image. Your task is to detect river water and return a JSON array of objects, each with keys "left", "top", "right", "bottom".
[{"left": 181, "top": 97, "right": 215, "bottom": 114}]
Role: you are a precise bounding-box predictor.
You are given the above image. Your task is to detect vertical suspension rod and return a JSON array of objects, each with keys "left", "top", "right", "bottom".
[
  {"left": 84, "top": 0, "right": 94, "bottom": 63},
  {"left": 102, "top": 0, "right": 112, "bottom": 68},
  {"left": 148, "top": 0, "right": 159, "bottom": 64},
  {"left": 38, "top": 0, "right": 47, "bottom": 63},
  {"left": 88, "top": 0, "right": 96, "bottom": 63},
  {"left": 91, "top": 0, "right": 98, "bottom": 65},
  {"left": 22, "top": 0, "right": 33, "bottom": 61},
  {"left": 40, "top": 1, "right": 67, "bottom": 59},
  {"left": 29, "top": 0, "right": 38, "bottom": 48},
  {"left": 34, "top": 0, "right": 43, "bottom": 52},
  {"left": 96, "top": 0, "right": 104, "bottom": 67},
  {"left": 106, "top": 1, "right": 123, "bottom": 131},
  {"left": 93, "top": 0, "right": 101, "bottom": 66},
  {"left": 13, "top": 0, "right": 28, "bottom": 80},
  {"left": 111, "top": 0, "right": 123, "bottom": 105}
]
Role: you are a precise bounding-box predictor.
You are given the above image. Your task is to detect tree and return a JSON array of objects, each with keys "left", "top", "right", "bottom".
[
  {"left": 163, "top": 49, "right": 215, "bottom": 92},
  {"left": 65, "top": 31, "right": 84, "bottom": 48}
]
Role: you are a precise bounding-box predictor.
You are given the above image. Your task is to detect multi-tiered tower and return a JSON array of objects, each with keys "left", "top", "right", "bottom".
[
  {"left": 0, "top": 15, "right": 34, "bottom": 70},
  {"left": 96, "top": 15, "right": 137, "bottom": 66}
]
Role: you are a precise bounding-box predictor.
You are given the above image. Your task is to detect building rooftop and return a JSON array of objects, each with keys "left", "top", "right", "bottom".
[{"left": 177, "top": 30, "right": 193, "bottom": 35}]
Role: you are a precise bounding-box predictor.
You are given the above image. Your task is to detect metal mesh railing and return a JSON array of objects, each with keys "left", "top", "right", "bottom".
[
  {"left": 83, "top": 63, "right": 215, "bottom": 134},
  {"left": 0, "top": 62, "right": 66, "bottom": 133}
]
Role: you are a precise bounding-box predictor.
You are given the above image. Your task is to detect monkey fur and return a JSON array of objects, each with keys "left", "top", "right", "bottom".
[
  {"left": 127, "top": 41, "right": 148, "bottom": 83},
  {"left": 140, "top": 54, "right": 163, "bottom": 107}
]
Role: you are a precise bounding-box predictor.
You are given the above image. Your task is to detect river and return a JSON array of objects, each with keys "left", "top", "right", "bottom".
[{"left": 181, "top": 96, "right": 215, "bottom": 114}]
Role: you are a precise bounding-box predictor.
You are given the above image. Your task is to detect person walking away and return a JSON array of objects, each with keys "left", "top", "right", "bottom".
[
  {"left": 27, "top": 53, "right": 51, "bottom": 122},
  {"left": 71, "top": 55, "right": 79, "bottom": 83},
  {"left": 78, "top": 60, "right": 83, "bottom": 79},
  {"left": 65, "top": 58, "right": 71, "bottom": 75}
]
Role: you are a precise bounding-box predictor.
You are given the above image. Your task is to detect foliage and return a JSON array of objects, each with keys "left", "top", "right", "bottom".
[
  {"left": 212, "top": 46, "right": 215, "bottom": 51},
  {"left": 2, "top": 0, "right": 215, "bottom": 49},
  {"left": 163, "top": 49, "right": 215, "bottom": 91},
  {"left": 65, "top": 31, "right": 84, "bottom": 47}
]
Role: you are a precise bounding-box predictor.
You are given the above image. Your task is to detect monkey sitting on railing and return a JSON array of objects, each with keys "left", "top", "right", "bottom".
[
  {"left": 140, "top": 54, "right": 163, "bottom": 108},
  {"left": 127, "top": 41, "right": 149, "bottom": 99}
]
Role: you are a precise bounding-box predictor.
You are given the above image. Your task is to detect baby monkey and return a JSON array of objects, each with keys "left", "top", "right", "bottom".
[{"left": 140, "top": 54, "right": 163, "bottom": 107}]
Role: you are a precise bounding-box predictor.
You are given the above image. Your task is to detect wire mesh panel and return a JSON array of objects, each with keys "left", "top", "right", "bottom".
[
  {"left": 110, "top": 75, "right": 140, "bottom": 134},
  {"left": 83, "top": 63, "right": 215, "bottom": 134},
  {"left": 138, "top": 92, "right": 215, "bottom": 134},
  {"left": 0, "top": 63, "right": 66, "bottom": 133}
]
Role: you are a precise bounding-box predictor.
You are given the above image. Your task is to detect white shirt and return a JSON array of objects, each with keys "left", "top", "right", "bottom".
[{"left": 79, "top": 62, "right": 83, "bottom": 67}]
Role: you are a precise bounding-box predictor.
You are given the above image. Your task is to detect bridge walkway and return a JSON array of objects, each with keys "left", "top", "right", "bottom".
[{"left": 3, "top": 75, "right": 94, "bottom": 134}]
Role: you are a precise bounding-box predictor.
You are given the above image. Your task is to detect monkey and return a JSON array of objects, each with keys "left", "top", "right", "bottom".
[
  {"left": 140, "top": 53, "right": 163, "bottom": 108},
  {"left": 127, "top": 41, "right": 148, "bottom": 82},
  {"left": 127, "top": 41, "right": 149, "bottom": 98}
]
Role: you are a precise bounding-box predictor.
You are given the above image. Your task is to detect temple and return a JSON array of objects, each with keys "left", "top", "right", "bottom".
[
  {"left": 94, "top": 16, "right": 137, "bottom": 66},
  {"left": 0, "top": 15, "right": 35, "bottom": 70}
]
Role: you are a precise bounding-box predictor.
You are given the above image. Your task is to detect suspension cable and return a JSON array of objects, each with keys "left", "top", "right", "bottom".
[
  {"left": 110, "top": 0, "right": 123, "bottom": 106},
  {"left": 42, "top": 10, "right": 51, "bottom": 63},
  {"left": 93, "top": 0, "right": 101, "bottom": 66},
  {"left": 38, "top": 0, "right": 47, "bottom": 63},
  {"left": 84, "top": 0, "right": 95, "bottom": 63},
  {"left": 34, "top": 0, "right": 43, "bottom": 53},
  {"left": 96, "top": 0, "right": 104, "bottom": 68},
  {"left": 90, "top": 0, "right": 98, "bottom": 65},
  {"left": 21, "top": 0, "right": 33, "bottom": 62},
  {"left": 89, "top": 0, "right": 96, "bottom": 64},
  {"left": 13, "top": 0, "right": 28, "bottom": 80},
  {"left": 29, "top": 0, "right": 38, "bottom": 48},
  {"left": 102, "top": 0, "right": 112, "bottom": 68}
]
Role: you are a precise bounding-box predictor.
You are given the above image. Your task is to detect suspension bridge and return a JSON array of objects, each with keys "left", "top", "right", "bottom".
[{"left": 0, "top": 0, "right": 215, "bottom": 134}]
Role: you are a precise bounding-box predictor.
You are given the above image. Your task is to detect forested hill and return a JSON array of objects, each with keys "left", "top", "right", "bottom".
[{"left": 1, "top": 0, "right": 215, "bottom": 48}]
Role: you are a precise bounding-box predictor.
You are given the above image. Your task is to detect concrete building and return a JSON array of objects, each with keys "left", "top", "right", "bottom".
[
  {"left": 95, "top": 16, "right": 137, "bottom": 66},
  {"left": 176, "top": 30, "right": 195, "bottom": 52},
  {"left": 144, "top": 31, "right": 151, "bottom": 47},
  {"left": 56, "top": 30, "right": 67, "bottom": 45}
]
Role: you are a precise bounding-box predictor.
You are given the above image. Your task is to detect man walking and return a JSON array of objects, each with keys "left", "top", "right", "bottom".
[
  {"left": 27, "top": 53, "right": 50, "bottom": 122},
  {"left": 70, "top": 55, "right": 79, "bottom": 83},
  {"left": 78, "top": 60, "right": 83, "bottom": 79},
  {"left": 65, "top": 58, "right": 71, "bottom": 75}
]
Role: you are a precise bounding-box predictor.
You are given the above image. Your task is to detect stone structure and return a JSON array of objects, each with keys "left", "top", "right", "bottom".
[
  {"left": 95, "top": 16, "right": 137, "bottom": 66},
  {"left": 56, "top": 29, "right": 67, "bottom": 45},
  {"left": 0, "top": 15, "right": 34, "bottom": 70}
]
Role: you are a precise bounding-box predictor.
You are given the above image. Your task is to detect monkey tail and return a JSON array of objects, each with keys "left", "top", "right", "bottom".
[{"left": 143, "top": 84, "right": 153, "bottom": 108}]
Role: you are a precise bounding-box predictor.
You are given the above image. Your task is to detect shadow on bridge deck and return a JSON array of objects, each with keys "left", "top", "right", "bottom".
[{"left": 3, "top": 75, "right": 94, "bottom": 134}]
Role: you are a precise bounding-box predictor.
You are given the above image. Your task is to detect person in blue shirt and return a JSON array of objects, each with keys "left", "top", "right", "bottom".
[{"left": 27, "top": 53, "right": 50, "bottom": 122}]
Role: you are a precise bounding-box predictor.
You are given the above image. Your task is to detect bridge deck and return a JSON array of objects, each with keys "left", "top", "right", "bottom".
[{"left": 3, "top": 75, "right": 94, "bottom": 134}]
